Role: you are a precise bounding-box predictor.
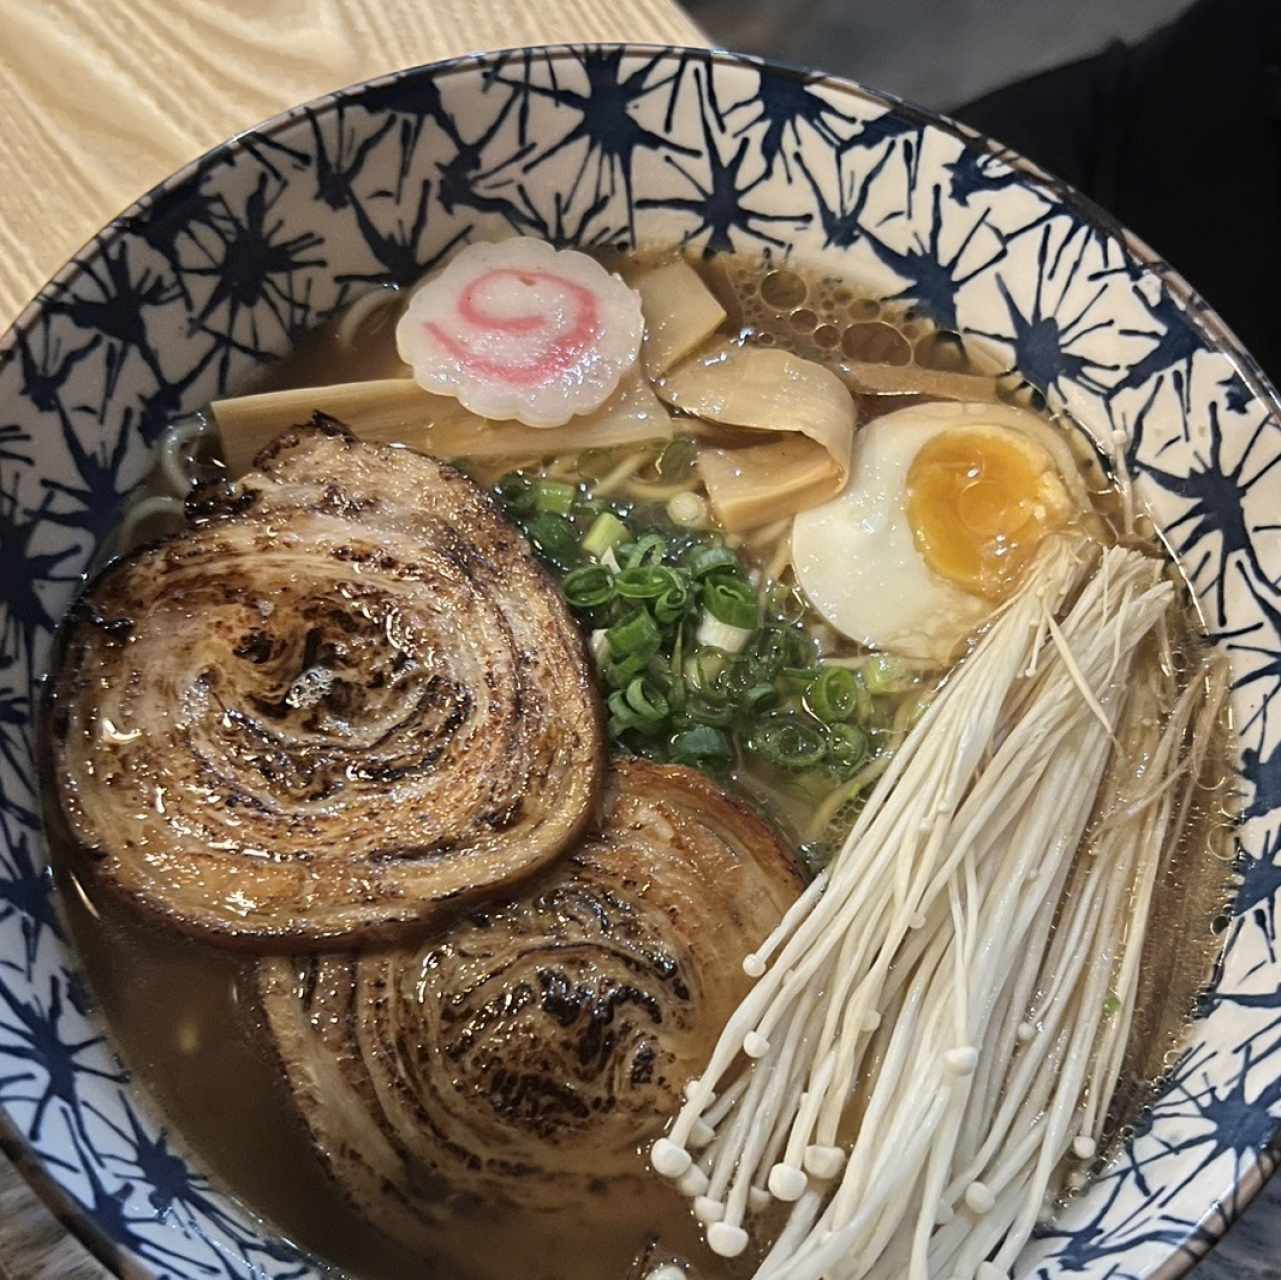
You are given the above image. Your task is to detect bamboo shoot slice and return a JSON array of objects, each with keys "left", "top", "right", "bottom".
[
  {"left": 212, "top": 370, "right": 673, "bottom": 476},
  {"left": 629, "top": 258, "right": 727, "bottom": 378},
  {"left": 699, "top": 436, "right": 844, "bottom": 533},
  {"left": 845, "top": 361, "right": 1000, "bottom": 401},
  {"left": 656, "top": 341, "right": 856, "bottom": 530}
]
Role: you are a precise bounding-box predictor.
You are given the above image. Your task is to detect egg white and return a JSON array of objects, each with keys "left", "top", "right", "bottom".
[{"left": 791, "top": 401, "right": 1081, "bottom": 663}]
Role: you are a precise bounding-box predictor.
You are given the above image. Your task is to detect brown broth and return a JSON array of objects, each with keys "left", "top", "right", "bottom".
[{"left": 52, "top": 248, "right": 1239, "bottom": 1279}]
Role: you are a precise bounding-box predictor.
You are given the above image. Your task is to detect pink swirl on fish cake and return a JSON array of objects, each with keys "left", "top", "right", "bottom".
[{"left": 397, "top": 238, "right": 643, "bottom": 428}]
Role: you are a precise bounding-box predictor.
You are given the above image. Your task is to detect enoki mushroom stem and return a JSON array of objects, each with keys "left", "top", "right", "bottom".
[{"left": 651, "top": 541, "right": 1217, "bottom": 1278}]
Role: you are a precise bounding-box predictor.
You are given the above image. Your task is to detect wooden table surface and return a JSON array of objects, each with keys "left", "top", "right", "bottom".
[{"left": 0, "top": 9, "right": 704, "bottom": 1277}]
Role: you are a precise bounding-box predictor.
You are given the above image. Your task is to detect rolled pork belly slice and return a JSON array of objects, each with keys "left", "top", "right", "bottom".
[
  {"left": 256, "top": 762, "right": 802, "bottom": 1253},
  {"left": 45, "top": 415, "right": 604, "bottom": 947}
]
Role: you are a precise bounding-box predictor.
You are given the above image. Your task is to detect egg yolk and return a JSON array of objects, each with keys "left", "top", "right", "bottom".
[{"left": 905, "top": 425, "right": 1072, "bottom": 600}]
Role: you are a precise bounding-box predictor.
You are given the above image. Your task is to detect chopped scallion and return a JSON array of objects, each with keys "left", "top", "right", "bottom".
[
  {"left": 684, "top": 544, "right": 742, "bottom": 579},
  {"left": 808, "top": 666, "right": 858, "bottom": 723},
  {"left": 533, "top": 479, "right": 576, "bottom": 515},
  {"left": 625, "top": 675, "right": 671, "bottom": 723},
  {"left": 526, "top": 512, "right": 578, "bottom": 559},
  {"left": 562, "top": 565, "right": 615, "bottom": 609},
  {"left": 623, "top": 533, "right": 668, "bottom": 569},
  {"left": 703, "top": 573, "right": 759, "bottom": 629},
  {"left": 740, "top": 684, "right": 780, "bottom": 718},
  {"left": 682, "top": 695, "right": 735, "bottom": 728},
  {"left": 862, "top": 653, "right": 915, "bottom": 695},
  {"left": 606, "top": 609, "right": 661, "bottom": 661},
  {"left": 582, "top": 511, "right": 630, "bottom": 558},
  {"left": 669, "top": 726, "right": 732, "bottom": 770},
  {"left": 603, "top": 651, "right": 651, "bottom": 689},
  {"left": 654, "top": 582, "right": 692, "bottom": 625},
  {"left": 616, "top": 565, "right": 681, "bottom": 600},
  {"left": 695, "top": 612, "right": 752, "bottom": 654},
  {"left": 749, "top": 717, "right": 827, "bottom": 770},
  {"left": 687, "top": 649, "right": 727, "bottom": 689},
  {"left": 507, "top": 460, "right": 901, "bottom": 799},
  {"left": 826, "top": 722, "right": 868, "bottom": 777},
  {"left": 497, "top": 472, "right": 537, "bottom": 515}
]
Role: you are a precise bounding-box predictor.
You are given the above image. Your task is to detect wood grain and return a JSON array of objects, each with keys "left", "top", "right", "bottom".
[
  {"left": 0, "top": 5, "right": 705, "bottom": 1275},
  {"left": 0, "top": 0, "right": 705, "bottom": 332}
]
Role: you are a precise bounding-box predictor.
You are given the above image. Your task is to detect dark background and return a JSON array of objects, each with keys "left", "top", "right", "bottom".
[
  {"left": 685, "top": 0, "right": 1183, "bottom": 109},
  {"left": 686, "top": 0, "right": 1281, "bottom": 388}
]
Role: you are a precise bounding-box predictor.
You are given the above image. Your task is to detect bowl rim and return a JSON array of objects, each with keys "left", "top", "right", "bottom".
[{"left": 1, "top": 39, "right": 1277, "bottom": 1280}]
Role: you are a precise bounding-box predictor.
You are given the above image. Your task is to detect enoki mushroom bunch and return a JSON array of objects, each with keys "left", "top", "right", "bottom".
[{"left": 652, "top": 540, "right": 1220, "bottom": 1279}]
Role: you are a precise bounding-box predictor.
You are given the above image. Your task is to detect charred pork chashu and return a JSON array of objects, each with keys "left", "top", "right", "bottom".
[
  {"left": 45, "top": 416, "right": 604, "bottom": 947},
  {"left": 257, "top": 762, "right": 802, "bottom": 1252}
]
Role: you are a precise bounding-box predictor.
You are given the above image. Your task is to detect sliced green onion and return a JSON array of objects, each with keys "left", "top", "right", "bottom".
[
  {"left": 740, "top": 684, "right": 780, "bottom": 718},
  {"left": 497, "top": 472, "right": 537, "bottom": 515},
  {"left": 533, "top": 479, "right": 576, "bottom": 515},
  {"left": 716, "top": 654, "right": 756, "bottom": 698},
  {"left": 607, "top": 690, "right": 645, "bottom": 733},
  {"left": 750, "top": 717, "right": 827, "bottom": 770},
  {"left": 703, "top": 573, "right": 759, "bottom": 629},
  {"left": 606, "top": 609, "right": 660, "bottom": 660},
  {"left": 562, "top": 565, "right": 615, "bottom": 609},
  {"left": 862, "top": 653, "right": 916, "bottom": 695},
  {"left": 826, "top": 722, "right": 868, "bottom": 777},
  {"left": 608, "top": 684, "right": 666, "bottom": 735},
  {"left": 582, "top": 511, "right": 630, "bottom": 558},
  {"left": 696, "top": 612, "right": 753, "bottom": 654},
  {"left": 588, "top": 629, "right": 611, "bottom": 666},
  {"left": 780, "top": 665, "right": 819, "bottom": 690},
  {"left": 616, "top": 565, "right": 680, "bottom": 600},
  {"left": 657, "top": 436, "right": 698, "bottom": 480},
  {"left": 788, "top": 627, "right": 819, "bottom": 668},
  {"left": 526, "top": 512, "right": 578, "bottom": 558},
  {"left": 808, "top": 666, "right": 858, "bottom": 723},
  {"left": 654, "top": 582, "right": 692, "bottom": 625},
  {"left": 684, "top": 544, "right": 742, "bottom": 578},
  {"left": 682, "top": 695, "right": 735, "bottom": 728},
  {"left": 747, "top": 628, "right": 791, "bottom": 681},
  {"left": 603, "top": 651, "right": 651, "bottom": 689},
  {"left": 687, "top": 649, "right": 727, "bottom": 690},
  {"left": 625, "top": 675, "right": 670, "bottom": 723},
  {"left": 669, "top": 726, "right": 732, "bottom": 770},
  {"left": 648, "top": 666, "right": 687, "bottom": 714},
  {"left": 622, "top": 533, "right": 668, "bottom": 569}
]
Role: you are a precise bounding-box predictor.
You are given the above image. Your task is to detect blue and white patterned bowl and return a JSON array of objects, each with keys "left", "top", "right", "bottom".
[{"left": 2, "top": 45, "right": 1279, "bottom": 1280}]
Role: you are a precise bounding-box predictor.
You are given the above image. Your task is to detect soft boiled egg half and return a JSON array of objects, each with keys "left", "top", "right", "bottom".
[{"left": 792, "top": 401, "right": 1089, "bottom": 663}]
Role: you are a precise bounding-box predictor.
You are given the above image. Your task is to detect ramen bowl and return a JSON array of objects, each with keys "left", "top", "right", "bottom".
[{"left": 1, "top": 45, "right": 1278, "bottom": 1280}]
